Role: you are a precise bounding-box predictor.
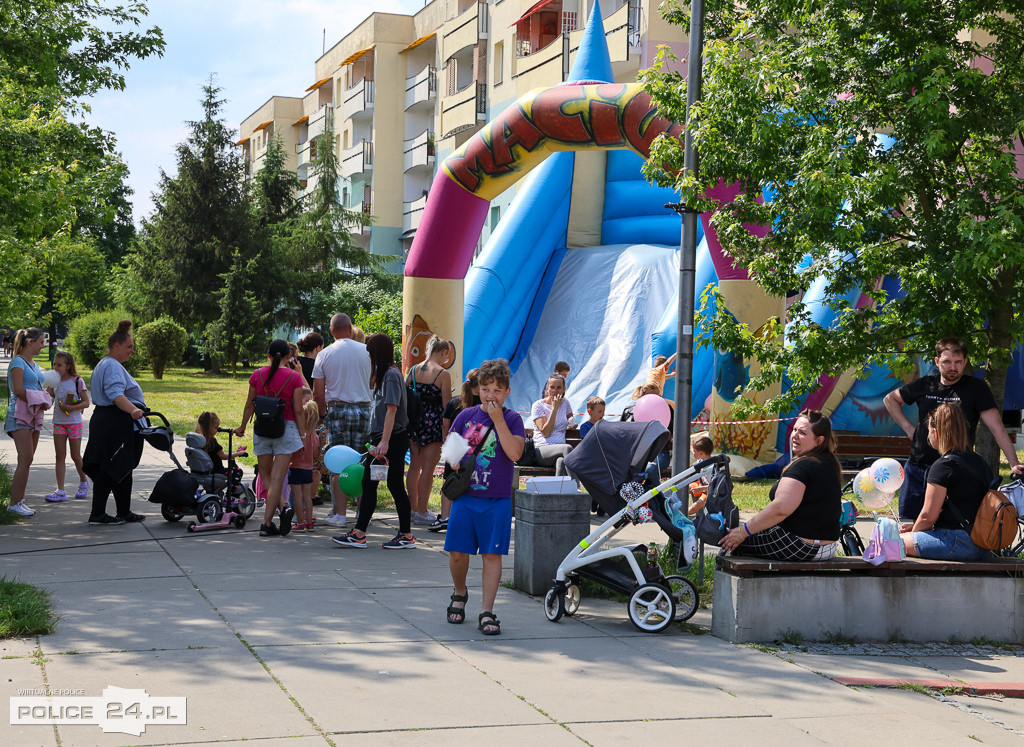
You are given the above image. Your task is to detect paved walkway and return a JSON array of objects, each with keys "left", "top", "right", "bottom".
[{"left": 2, "top": 375, "right": 1023, "bottom": 744}]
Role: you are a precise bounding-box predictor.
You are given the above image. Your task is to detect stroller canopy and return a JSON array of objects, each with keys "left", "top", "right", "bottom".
[{"left": 564, "top": 420, "right": 670, "bottom": 508}]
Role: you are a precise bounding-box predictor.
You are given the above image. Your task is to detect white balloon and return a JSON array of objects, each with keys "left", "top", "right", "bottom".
[{"left": 870, "top": 458, "right": 905, "bottom": 493}]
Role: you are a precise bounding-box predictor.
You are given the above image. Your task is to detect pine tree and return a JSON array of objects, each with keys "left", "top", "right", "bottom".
[{"left": 204, "top": 249, "right": 266, "bottom": 375}]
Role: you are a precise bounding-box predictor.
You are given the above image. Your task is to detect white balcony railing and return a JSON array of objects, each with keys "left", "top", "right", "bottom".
[
  {"left": 403, "top": 130, "right": 435, "bottom": 172},
  {"left": 341, "top": 140, "right": 373, "bottom": 179},
  {"left": 405, "top": 65, "right": 437, "bottom": 110},
  {"left": 342, "top": 78, "right": 375, "bottom": 121},
  {"left": 402, "top": 194, "right": 428, "bottom": 234}
]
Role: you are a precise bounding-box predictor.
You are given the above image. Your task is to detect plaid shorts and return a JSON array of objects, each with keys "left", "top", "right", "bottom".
[
  {"left": 324, "top": 403, "right": 370, "bottom": 453},
  {"left": 734, "top": 524, "right": 838, "bottom": 562}
]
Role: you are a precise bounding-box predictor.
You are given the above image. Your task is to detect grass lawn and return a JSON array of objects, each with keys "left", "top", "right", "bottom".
[{"left": 0, "top": 576, "right": 57, "bottom": 638}]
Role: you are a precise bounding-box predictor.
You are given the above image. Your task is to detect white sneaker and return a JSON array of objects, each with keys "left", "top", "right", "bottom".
[
  {"left": 8, "top": 501, "right": 35, "bottom": 516},
  {"left": 411, "top": 510, "right": 436, "bottom": 525},
  {"left": 324, "top": 514, "right": 348, "bottom": 528}
]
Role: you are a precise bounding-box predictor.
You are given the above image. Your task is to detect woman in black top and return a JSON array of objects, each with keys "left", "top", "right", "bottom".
[
  {"left": 900, "top": 403, "right": 990, "bottom": 561},
  {"left": 297, "top": 331, "right": 324, "bottom": 388},
  {"left": 720, "top": 409, "right": 842, "bottom": 561}
]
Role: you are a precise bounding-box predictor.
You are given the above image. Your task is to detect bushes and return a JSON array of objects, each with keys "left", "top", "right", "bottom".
[
  {"left": 135, "top": 317, "right": 188, "bottom": 379},
  {"left": 65, "top": 309, "right": 143, "bottom": 376}
]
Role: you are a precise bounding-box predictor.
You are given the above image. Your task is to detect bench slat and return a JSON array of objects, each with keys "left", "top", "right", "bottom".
[{"left": 717, "top": 554, "right": 1024, "bottom": 578}]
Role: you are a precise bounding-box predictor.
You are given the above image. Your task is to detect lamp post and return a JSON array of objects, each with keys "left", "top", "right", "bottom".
[{"left": 670, "top": 0, "right": 706, "bottom": 493}]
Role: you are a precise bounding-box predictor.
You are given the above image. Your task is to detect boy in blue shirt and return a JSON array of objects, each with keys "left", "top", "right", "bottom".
[
  {"left": 444, "top": 359, "right": 525, "bottom": 636},
  {"left": 579, "top": 395, "right": 605, "bottom": 438}
]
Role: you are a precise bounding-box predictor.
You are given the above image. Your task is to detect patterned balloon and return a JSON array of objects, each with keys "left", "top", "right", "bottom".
[
  {"left": 853, "top": 467, "right": 894, "bottom": 509},
  {"left": 870, "top": 458, "right": 905, "bottom": 494}
]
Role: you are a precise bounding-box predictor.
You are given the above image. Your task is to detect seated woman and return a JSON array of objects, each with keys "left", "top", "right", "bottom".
[
  {"left": 900, "top": 403, "right": 991, "bottom": 561},
  {"left": 720, "top": 410, "right": 842, "bottom": 561},
  {"left": 530, "top": 373, "right": 576, "bottom": 476}
]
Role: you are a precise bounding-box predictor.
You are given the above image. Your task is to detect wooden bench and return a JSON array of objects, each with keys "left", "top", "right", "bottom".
[
  {"left": 834, "top": 432, "right": 912, "bottom": 479},
  {"left": 711, "top": 554, "right": 1024, "bottom": 643}
]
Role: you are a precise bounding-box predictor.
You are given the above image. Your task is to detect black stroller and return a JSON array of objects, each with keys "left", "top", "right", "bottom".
[
  {"left": 144, "top": 412, "right": 255, "bottom": 532},
  {"left": 546, "top": 420, "right": 729, "bottom": 632}
]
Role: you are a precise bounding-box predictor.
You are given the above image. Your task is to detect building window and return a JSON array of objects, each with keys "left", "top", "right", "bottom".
[
  {"left": 490, "top": 205, "right": 500, "bottom": 230},
  {"left": 494, "top": 41, "right": 503, "bottom": 85}
]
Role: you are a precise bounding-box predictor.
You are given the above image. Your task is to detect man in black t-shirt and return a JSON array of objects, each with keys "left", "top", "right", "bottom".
[{"left": 883, "top": 338, "right": 1023, "bottom": 519}]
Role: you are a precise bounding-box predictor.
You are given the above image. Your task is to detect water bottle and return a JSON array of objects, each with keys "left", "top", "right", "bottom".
[{"left": 646, "top": 542, "right": 658, "bottom": 569}]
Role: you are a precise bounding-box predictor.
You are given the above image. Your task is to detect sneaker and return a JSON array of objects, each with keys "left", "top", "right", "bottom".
[
  {"left": 324, "top": 513, "right": 348, "bottom": 528},
  {"left": 292, "top": 520, "right": 310, "bottom": 532},
  {"left": 382, "top": 533, "right": 416, "bottom": 550},
  {"left": 427, "top": 516, "right": 448, "bottom": 533},
  {"left": 411, "top": 510, "right": 436, "bottom": 525},
  {"left": 331, "top": 530, "right": 367, "bottom": 548},
  {"left": 45, "top": 490, "right": 68, "bottom": 503},
  {"left": 89, "top": 514, "right": 125, "bottom": 526},
  {"left": 75, "top": 481, "right": 90, "bottom": 499},
  {"left": 279, "top": 507, "right": 294, "bottom": 536},
  {"left": 117, "top": 511, "right": 146, "bottom": 523},
  {"left": 306, "top": 518, "right": 316, "bottom": 531},
  {"left": 259, "top": 523, "right": 280, "bottom": 537},
  {"left": 8, "top": 501, "right": 35, "bottom": 517}
]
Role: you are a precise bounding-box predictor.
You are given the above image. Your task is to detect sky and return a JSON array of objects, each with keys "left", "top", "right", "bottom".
[{"left": 85, "top": 0, "right": 424, "bottom": 226}]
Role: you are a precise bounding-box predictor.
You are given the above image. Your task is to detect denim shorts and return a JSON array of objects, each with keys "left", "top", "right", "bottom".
[
  {"left": 912, "top": 527, "right": 990, "bottom": 561},
  {"left": 252, "top": 419, "right": 303, "bottom": 456}
]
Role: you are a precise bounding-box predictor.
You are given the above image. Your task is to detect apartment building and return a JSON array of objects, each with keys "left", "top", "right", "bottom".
[{"left": 237, "top": 0, "right": 687, "bottom": 270}]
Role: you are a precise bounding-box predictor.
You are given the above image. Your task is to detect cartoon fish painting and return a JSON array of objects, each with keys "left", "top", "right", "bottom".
[{"left": 403, "top": 314, "right": 457, "bottom": 371}]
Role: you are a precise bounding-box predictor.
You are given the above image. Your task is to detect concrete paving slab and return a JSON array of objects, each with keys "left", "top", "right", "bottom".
[
  {"left": 2, "top": 548, "right": 182, "bottom": 586},
  {"left": 332, "top": 723, "right": 584, "bottom": 745},
  {"left": 336, "top": 565, "right": 463, "bottom": 589},
  {"left": 568, "top": 715, "right": 811, "bottom": 745},
  {"left": 0, "top": 656, "right": 58, "bottom": 747},
  {"left": 1, "top": 636, "right": 42, "bottom": 659},
  {"left": 257, "top": 641, "right": 546, "bottom": 733},
  {"left": 205, "top": 587, "right": 429, "bottom": 645},
  {"left": 184, "top": 569, "right": 358, "bottom": 593},
  {"left": 41, "top": 647, "right": 314, "bottom": 746},
  {"left": 781, "top": 653, "right": 940, "bottom": 683},
  {"left": 38, "top": 577, "right": 238, "bottom": 654},
  {"left": 446, "top": 636, "right": 761, "bottom": 723},
  {"left": 923, "top": 654, "right": 1024, "bottom": 684},
  {"left": 948, "top": 693, "right": 1024, "bottom": 735}
]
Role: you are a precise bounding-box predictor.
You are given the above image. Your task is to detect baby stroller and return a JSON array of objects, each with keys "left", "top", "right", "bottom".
[
  {"left": 546, "top": 420, "right": 728, "bottom": 632},
  {"left": 144, "top": 412, "right": 255, "bottom": 532}
]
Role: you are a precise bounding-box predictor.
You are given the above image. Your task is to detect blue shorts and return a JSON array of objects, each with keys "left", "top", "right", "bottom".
[
  {"left": 288, "top": 467, "right": 313, "bottom": 485},
  {"left": 444, "top": 495, "right": 513, "bottom": 556},
  {"left": 912, "top": 527, "right": 990, "bottom": 562}
]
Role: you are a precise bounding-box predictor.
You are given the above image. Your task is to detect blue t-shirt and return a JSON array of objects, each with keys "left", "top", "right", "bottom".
[
  {"left": 90, "top": 357, "right": 145, "bottom": 407},
  {"left": 7, "top": 356, "right": 43, "bottom": 411},
  {"left": 580, "top": 420, "right": 595, "bottom": 438},
  {"left": 450, "top": 406, "right": 526, "bottom": 499}
]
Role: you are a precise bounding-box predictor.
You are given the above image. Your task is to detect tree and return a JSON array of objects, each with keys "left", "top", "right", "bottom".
[
  {"left": 253, "top": 133, "right": 300, "bottom": 227},
  {"left": 135, "top": 317, "right": 189, "bottom": 379},
  {"left": 125, "top": 77, "right": 259, "bottom": 331},
  {"left": 644, "top": 0, "right": 1024, "bottom": 468},
  {"left": 204, "top": 250, "right": 268, "bottom": 375}
]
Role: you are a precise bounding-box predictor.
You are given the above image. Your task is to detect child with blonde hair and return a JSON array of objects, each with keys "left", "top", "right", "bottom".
[
  {"left": 46, "top": 350, "right": 91, "bottom": 502},
  {"left": 289, "top": 398, "right": 321, "bottom": 531}
]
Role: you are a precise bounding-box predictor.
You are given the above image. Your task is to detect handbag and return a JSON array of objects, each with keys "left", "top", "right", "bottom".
[
  {"left": 945, "top": 455, "right": 1018, "bottom": 551},
  {"left": 516, "top": 437, "right": 537, "bottom": 466},
  {"left": 253, "top": 370, "right": 292, "bottom": 438},
  {"left": 442, "top": 424, "right": 493, "bottom": 501}
]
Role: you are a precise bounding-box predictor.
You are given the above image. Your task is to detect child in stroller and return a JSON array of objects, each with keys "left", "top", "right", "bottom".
[{"left": 547, "top": 420, "right": 733, "bottom": 632}]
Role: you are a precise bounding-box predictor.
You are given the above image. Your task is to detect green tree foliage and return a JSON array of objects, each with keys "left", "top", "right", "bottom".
[
  {"left": 135, "top": 317, "right": 188, "bottom": 380},
  {"left": 644, "top": 0, "right": 1024, "bottom": 461},
  {"left": 66, "top": 309, "right": 143, "bottom": 376},
  {"left": 0, "top": 0, "right": 162, "bottom": 325},
  {"left": 204, "top": 250, "right": 268, "bottom": 375},
  {"left": 124, "top": 77, "right": 259, "bottom": 332},
  {"left": 254, "top": 133, "right": 300, "bottom": 227}
]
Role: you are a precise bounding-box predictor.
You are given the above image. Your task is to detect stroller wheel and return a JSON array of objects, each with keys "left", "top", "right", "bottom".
[
  {"left": 197, "top": 497, "right": 223, "bottom": 524},
  {"left": 563, "top": 581, "right": 582, "bottom": 616},
  {"left": 544, "top": 586, "right": 566, "bottom": 622},
  {"left": 161, "top": 504, "right": 186, "bottom": 523},
  {"left": 663, "top": 575, "right": 699, "bottom": 621},
  {"left": 628, "top": 583, "right": 676, "bottom": 633}
]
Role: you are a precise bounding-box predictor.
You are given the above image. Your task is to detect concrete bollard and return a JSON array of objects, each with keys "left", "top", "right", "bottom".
[{"left": 513, "top": 489, "right": 590, "bottom": 596}]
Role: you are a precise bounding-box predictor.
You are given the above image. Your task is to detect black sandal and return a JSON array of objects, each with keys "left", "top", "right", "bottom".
[
  {"left": 446, "top": 590, "right": 469, "bottom": 624},
  {"left": 478, "top": 611, "right": 501, "bottom": 636}
]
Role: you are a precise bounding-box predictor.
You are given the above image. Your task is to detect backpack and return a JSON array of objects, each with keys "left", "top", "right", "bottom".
[
  {"left": 252, "top": 369, "right": 293, "bottom": 439},
  {"left": 948, "top": 455, "right": 1019, "bottom": 551},
  {"left": 693, "top": 457, "right": 739, "bottom": 545},
  {"left": 405, "top": 365, "right": 423, "bottom": 432},
  {"left": 863, "top": 516, "right": 905, "bottom": 565}
]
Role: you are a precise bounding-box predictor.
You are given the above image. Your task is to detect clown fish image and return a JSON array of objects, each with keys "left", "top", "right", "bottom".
[{"left": 403, "top": 314, "right": 457, "bottom": 370}]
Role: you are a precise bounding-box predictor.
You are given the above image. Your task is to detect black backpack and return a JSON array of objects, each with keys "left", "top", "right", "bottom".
[
  {"left": 405, "top": 365, "right": 423, "bottom": 432},
  {"left": 693, "top": 457, "right": 739, "bottom": 545}
]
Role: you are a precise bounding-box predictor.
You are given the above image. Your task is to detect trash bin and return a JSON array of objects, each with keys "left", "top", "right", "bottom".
[{"left": 513, "top": 488, "right": 590, "bottom": 596}]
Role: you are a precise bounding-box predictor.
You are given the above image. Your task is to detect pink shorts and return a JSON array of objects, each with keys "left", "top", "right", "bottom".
[{"left": 54, "top": 422, "right": 83, "bottom": 439}]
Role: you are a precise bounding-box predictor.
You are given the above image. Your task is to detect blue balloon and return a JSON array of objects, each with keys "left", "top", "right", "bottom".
[{"left": 324, "top": 445, "right": 360, "bottom": 474}]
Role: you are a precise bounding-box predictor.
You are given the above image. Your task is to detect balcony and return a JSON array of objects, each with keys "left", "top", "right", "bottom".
[
  {"left": 402, "top": 194, "right": 428, "bottom": 235},
  {"left": 360, "top": 198, "right": 373, "bottom": 236},
  {"left": 307, "top": 104, "right": 332, "bottom": 139},
  {"left": 341, "top": 140, "right": 373, "bottom": 179},
  {"left": 296, "top": 142, "right": 310, "bottom": 179},
  {"left": 403, "top": 130, "right": 435, "bottom": 173},
  {"left": 442, "top": 2, "right": 485, "bottom": 58},
  {"left": 441, "top": 82, "right": 487, "bottom": 137},
  {"left": 405, "top": 65, "right": 437, "bottom": 110},
  {"left": 342, "top": 78, "right": 375, "bottom": 122}
]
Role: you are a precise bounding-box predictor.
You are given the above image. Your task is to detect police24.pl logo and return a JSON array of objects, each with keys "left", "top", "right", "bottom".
[{"left": 11, "top": 685, "right": 186, "bottom": 736}]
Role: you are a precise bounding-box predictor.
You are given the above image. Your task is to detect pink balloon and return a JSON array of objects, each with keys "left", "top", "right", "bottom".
[{"left": 634, "top": 394, "right": 671, "bottom": 427}]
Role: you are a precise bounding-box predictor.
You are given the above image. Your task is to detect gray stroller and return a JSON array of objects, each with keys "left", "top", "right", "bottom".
[{"left": 545, "top": 420, "right": 726, "bottom": 632}]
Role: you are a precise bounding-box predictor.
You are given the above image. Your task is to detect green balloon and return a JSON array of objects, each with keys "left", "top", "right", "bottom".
[{"left": 338, "top": 463, "right": 365, "bottom": 497}]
